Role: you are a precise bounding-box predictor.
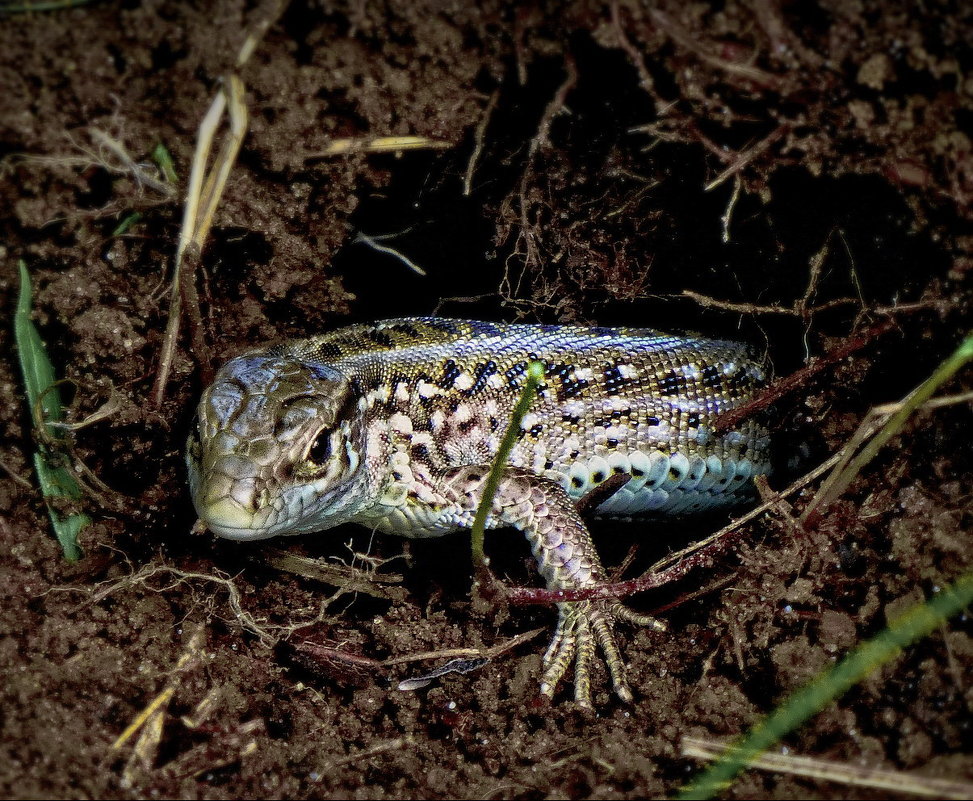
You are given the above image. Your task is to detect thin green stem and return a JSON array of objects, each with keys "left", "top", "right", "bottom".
[
  {"left": 804, "top": 332, "right": 973, "bottom": 521},
  {"left": 470, "top": 361, "right": 546, "bottom": 577},
  {"left": 678, "top": 572, "right": 973, "bottom": 799}
]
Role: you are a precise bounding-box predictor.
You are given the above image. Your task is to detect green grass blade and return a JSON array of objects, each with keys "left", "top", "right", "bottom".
[
  {"left": 152, "top": 142, "right": 178, "bottom": 184},
  {"left": 15, "top": 261, "right": 89, "bottom": 561},
  {"left": 470, "top": 360, "right": 546, "bottom": 573},
  {"left": 678, "top": 572, "right": 973, "bottom": 799},
  {"left": 111, "top": 212, "right": 142, "bottom": 237}
]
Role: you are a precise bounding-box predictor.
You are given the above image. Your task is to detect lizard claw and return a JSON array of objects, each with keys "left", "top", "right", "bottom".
[{"left": 540, "top": 600, "right": 644, "bottom": 707}]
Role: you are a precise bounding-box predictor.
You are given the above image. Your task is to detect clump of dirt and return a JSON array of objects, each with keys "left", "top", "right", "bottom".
[{"left": 1, "top": 1, "right": 971, "bottom": 798}]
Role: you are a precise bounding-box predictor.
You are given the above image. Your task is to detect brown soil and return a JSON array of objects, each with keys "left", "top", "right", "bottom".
[{"left": 1, "top": 1, "right": 971, "bottom": 798}]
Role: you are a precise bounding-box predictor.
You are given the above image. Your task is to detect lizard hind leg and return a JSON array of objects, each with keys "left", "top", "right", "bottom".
[{"left": 442, "top": 464, "right": 658, "bottom": 708}]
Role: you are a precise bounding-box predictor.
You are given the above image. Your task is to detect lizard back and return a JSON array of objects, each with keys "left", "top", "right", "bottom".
[{"left": 267, "top": 317, "right": 771, "bottom": 527}]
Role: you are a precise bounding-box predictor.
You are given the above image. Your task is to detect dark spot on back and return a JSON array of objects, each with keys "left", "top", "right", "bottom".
[
  {"left": 658, "top": 369, "right": 688, "bottom": 397},
  {"left": 388, "top": 322, "right": 420, "bottom": 338},
  {"left": 464, "top": 360, "right": 498, "bottom": 396},
  {"left": 439, "top": 359, "right": 461, "bottom": 390},
  {"left": 412, "top": 443, "right": 430, "bottom": 459},
  {"left": 702, "top": 364, "right": 723, "bottom": 389},
  {"left": 366, "top": 329, "right": 395, "bottom": 348},
  {"left": 602, "top": 364, "right": 634, "bottom": 396}
]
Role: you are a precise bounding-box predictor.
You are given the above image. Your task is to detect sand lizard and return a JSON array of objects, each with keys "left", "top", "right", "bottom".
[{"left": 188, "top": 317, "right": 771, "bottom": 707}]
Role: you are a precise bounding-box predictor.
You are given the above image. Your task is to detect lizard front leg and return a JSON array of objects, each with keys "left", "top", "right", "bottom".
[{"left": 438, "top": 464, "right": 658, "bottom": 708}]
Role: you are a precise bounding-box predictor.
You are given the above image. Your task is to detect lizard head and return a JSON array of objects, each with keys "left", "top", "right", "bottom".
[{"left": 187, "top": 351, "right": 369, "bottom": 540}]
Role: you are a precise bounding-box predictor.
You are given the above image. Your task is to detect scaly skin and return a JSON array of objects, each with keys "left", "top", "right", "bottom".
[{"left": 188, "top": 317, "right": 771, "bottom": 707}]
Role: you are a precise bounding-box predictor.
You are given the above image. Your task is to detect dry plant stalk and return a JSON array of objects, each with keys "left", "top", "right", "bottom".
[
  {"left": 151, "top": 1, "right": 287, "bottom": 407},
  {"left": 682, "top": 736, "right": 973, "bottom": 799}
]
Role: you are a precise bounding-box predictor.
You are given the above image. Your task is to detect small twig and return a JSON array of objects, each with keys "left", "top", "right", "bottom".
[
  {"left": 112, "top": 624, "right": 207, "bottom": 750},
  {"left": 307, "top": 135, "right": 451, "bottom": 158},
  {"left": 0, "top": 457, "right": 33, "bottom": 489},
  {"left": 258, "top": 547, "right": 406, "bottom": 602},
  {"left": 681, "top": 289, "right": 858, "bottom": 318},
  {"left": 354, "top": 230, "right": 427, "bottom": 276},
  {"left": 322, "top": 736, "right": 414, "bottom": 772},
  {"left": 651, "top": 9, "right": 782, "bottom": 91},
  {"left": 802, "top": 333, "right": 973, "bottom": 524},
  {"left": 611, "top": 1, "right": 657, "bottom": 97},
  {"left": 711, "top": 320, "right": 895, "bottom": 434},
  {"left": 383, "top": 626, "right": 545, "bottom": 666},
  {"left": 464, "top": 90, "right": 499, "bottom": 196},
  {"left": 682, "top": 736, "right": 973, "bottom": 799},
  {"left": 152, "top": 3, "right": 287, "bottom": 407},
  {"left": 720, "top": 174, "right": 742, "bottom": 243},
  {"left": 704, "top": 124, "right": 788, "bottom": 192}
]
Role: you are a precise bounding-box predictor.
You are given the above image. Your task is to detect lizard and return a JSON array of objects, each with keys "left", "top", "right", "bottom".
[{"left": 187, "top": 317, "right": 771, "bottom": 708}]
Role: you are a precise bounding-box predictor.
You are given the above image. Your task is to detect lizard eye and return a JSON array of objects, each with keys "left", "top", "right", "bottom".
[
  {"left": 307, "top": 429, "right": 333, "bottom": 466},
  {"left": 187, "top": 418, "right": 203, "bottom": 464}
]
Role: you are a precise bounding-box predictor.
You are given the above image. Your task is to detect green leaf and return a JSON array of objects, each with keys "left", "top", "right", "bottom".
[
  {"left": 15, "top": 261, "right": 89, "bottom": 561},
  {"left": 111, "top": 212, "right": 142, "bottom": 237},
  {"left": 152, "top": 142, "right": 178, "bottom": 184}
]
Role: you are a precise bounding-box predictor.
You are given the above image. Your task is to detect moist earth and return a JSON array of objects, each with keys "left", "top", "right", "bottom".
[{"left": 1, "top": 1, "right": 971, "bottom": 798}]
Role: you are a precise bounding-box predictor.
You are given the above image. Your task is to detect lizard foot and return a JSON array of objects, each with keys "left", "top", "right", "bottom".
[{"left": 539, "top": 600, "right": 666, "bottom": 708}]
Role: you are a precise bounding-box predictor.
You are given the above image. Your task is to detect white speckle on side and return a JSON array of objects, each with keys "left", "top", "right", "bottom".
[
  {"left": 487, "top": 373, "right": 505, "bottom": 389},
  {"left": 370, "top": 385, "right": 390, "bottom": 404},
  {"left": 429, "top": 410, "right": 445, "bottom": 430},
  {"left": 453, "top": 373, "right": 474, "bottom": 391},
  {"left": 725, "top": 430, "right": 747, "bottom": 448},
  {"left": 617, "top": 364, "right": 638, "bottom": 379},
  {"left": 627, "top": 450, "right": 651, "bottom": 490},
  {"left": 394, "top": 382, "right": 410, "bottom": 402},
  {"left": 645, "top": 451, "right": 670, "bottom": 489},
  {"left": 388, "top": 412, "right": 413, "bottom": 435},
  {"left": 606, "top": 451, "right": 631, "bottom": 476},
  {"left": 562, "top": 400, "right": 586, "bottom": 418},
  {"left": 366, "top": 421, "right": 386, "bottom": 455},
  {"left": 568, "top": 462, "right": 589, "bottom": 495},
  {"left": 663, "top": 452, "right": 691, "bottom": 490},
  {"left": 587, "top": 455, "right": 611, "bottom": 484},
  {"left": 417, "top": 380, "right": 441, "bottom": 399},
  {"left": 604, "top": 425, "right": 629, "bottom": 442},
  {"left": 681, "top": 363, "right": 701, "bottom": 380},
  {"left": 453, "top": 403, "right": 473, "bottom": 424},
  {"left": 411, "top": 431, "right": 434, "bottom": 448}
]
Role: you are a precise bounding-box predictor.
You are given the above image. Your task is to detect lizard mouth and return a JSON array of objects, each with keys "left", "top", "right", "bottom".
[{"left": 194, "top": 496, "right": 277, "bottom": 541}]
